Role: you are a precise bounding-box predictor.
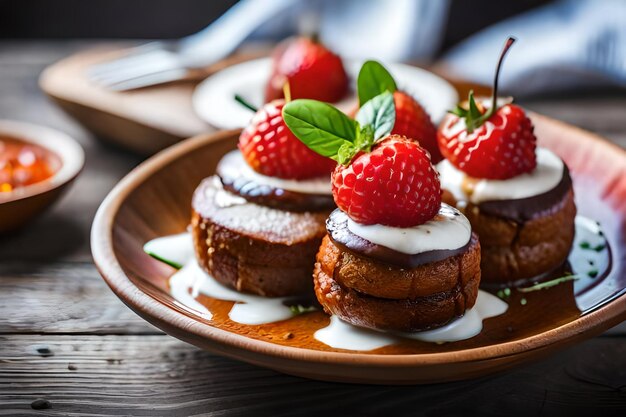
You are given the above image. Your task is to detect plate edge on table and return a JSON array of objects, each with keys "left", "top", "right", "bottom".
[
  {"left": 91, "top": 118, "right": 626, "bottom": 384},
  {"left": 191, "top": 57, "right": 460, "bottom": 130}
]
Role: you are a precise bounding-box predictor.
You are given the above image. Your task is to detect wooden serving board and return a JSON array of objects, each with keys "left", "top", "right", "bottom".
[{"left": 39, "top": 45, "right": 487, "bottom": 155}]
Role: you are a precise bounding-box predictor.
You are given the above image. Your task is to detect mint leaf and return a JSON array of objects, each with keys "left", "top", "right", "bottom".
[
  {"left": 144, "top": 251, "right": 183, "bottom": 270},
  {"left": 355, "top": 124, "right": 374, "bottom": 150},
  {"left": 282, "top": 99, "right": 358, "bottom": 160},
  {"left": 289, "top": 304, "right": 317, "bottom": 315},
  {"left": 357, "top": 60, "right": 397, "bottom": 106},
  {"left": 337, "top": 142, "right": 358, "bottom": 165},
  {"left": 356, "top": 91, "right": 396, "bottom": 141}
]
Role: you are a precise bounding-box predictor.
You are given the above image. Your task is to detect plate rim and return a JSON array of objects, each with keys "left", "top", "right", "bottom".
[
  {"left": 191, "top": 57, "right": 459, "bottom": 130},
  {"left": 91, "top": 118, "right": 626, "bottom": 370}
]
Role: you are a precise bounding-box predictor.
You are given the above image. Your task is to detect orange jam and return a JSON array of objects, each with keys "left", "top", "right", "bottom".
[{"left": 0, "top": 136, "right": 60, "bottom": 193}]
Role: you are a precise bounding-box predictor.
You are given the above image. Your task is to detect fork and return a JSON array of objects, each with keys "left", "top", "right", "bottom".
[{"left": 89, "top": 0, "right": 298, "bottom": 91}]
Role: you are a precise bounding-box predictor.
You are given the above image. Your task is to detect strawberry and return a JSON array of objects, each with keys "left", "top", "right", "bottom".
[
  {"left": 265, "top": 37, "right": 349, "bottom": 103},
  {"left": 437, "top": 37, "right": 537, "bottom": 180},
  {"left": 283, "top": 93, "right": 441, "bottom": 227},
  {"left": 392, "top": 90, "right": 441, "bottom": 163},
  {"left": 238, "top": 100, "right": 336, "bottom": 179},
  {"left": 357, "top": 61, "right": 441, "bottom": 163},
  {"left": 332, "top": 135, "right": 441, "bottom": 227},
  {"left": 438, "top": 101, "right": 537, "bottom": 179}
]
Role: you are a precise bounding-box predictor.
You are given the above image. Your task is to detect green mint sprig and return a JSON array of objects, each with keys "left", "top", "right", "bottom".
[
  {"left": 517, "top": 273, "right": 579, "bottom": 293},
  {"left": 356, "top": 91, "right": 396, "bottom": 141},
  {"left": 357, "top": 60, "right": 397, "bottom": 106},
  {"left": 282, "top": 91, "right": 395, "bottom": 165}
]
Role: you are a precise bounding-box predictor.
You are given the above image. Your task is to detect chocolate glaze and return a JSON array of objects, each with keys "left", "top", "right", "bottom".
[
  {"left": 326, "top": 209, "right": 473, "bottom": 268},
  {"left": 476, "top": 165, "right": 573, "bottom": 222},
  {"left": 216, "top": 157, "right": 335, "bottom": 213}
]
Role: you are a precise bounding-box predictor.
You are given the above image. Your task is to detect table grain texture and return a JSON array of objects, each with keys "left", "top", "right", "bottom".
[{"left": 1, "top": 41, "right": 626, "bottom": 417}]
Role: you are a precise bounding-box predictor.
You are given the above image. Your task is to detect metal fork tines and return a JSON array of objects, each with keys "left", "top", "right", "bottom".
[
  {"left": 86, "top": 0, "right": 299, "bottom": 91},
  {"left": 89, "top": 43, "right": 190, "bottom": 91}
]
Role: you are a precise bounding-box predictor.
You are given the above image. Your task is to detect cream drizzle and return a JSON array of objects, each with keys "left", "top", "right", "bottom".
[
  {"left": 314, "top": 291, "right": 508, "bottom": 351},
  {"left": 145, "top": 233, "right": 508, "bottom": 341},
  {"left": 171, "top": 260, "right": 294, "bottom": 325},
  {"left": 143, "top": 232, "right": 193, "bottom": 268},
  {"left": 218, "top": 150, "right": 332, "bottom": 195},
  {"left": 436, "top": 148, "right": 564, "bottom": 204},
  {"left": 346, "top": 203, "right": 472, "bottom": 254},
  {"left": 144, "top": 214, "right": 607, "bottom": 351}
]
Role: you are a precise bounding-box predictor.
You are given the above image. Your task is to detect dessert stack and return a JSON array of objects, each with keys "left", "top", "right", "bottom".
[
  {"left": 436, "top": 37, "right": 576, "bottom": 286},
  {"left": 284, "top": 90, "right": 481, "bottom": 332}
]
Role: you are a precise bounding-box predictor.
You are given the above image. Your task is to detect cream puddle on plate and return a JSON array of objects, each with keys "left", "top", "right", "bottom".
[
  {"left": 143, "top": 215, "right": 609, "bottom": 351},
  {"left": 314, "top": 291, "right": 508, "bottom": 351}
]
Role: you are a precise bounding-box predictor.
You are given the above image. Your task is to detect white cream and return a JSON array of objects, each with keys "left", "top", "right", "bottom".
[
  {"left": 314, "top": 316, "right": 397, "bottom": 351},
  {"left": 170, "top": 260, "right": 295, "bottom": 325},
  {"left": 569, "top": 216, "right": 610, "bottom": 296},
  {"left": 144, "top": 233, "right": 295, "bottom": 325},
  {"left": 399, "top": 290, "right": 508, "bottom": 342},
  {"left": 143, "top": 232, "right": 194, "bottom": 268},
  {"left": 437, "top": 147, "right": 564, "bottom": 204},
  {"left": 210, "top": 176, "right": 247, "bottom": 208},
  {"left": 570, "top": 216, "right": 609, "bottom": 276},
  {"left": 314, "top": 291, "right": 508, "bottom": 350},
  {"left": 219, "top": 150, "right": 332, "bottom": 195},
  {"left": 346, "top": 203, "right": 471, "bottom": 254},
  {"left": 169, "top": 263, "right": 214, "bottom": 320}
]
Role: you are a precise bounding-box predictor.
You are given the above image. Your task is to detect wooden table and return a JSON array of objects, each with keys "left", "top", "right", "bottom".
[{"left": 1, "top": 40, "right": 626, "bottom": 416}]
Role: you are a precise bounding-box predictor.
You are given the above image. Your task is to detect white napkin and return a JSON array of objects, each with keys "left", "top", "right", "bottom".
[
  {"left": 223, "top": 0, "right": 626, "bottom": 95},
  {"left": 248, "top": 0, "right": 450, "bottom": 63},
  {"left": 440, "top": 0, "right": 626, "bottom": 95}
]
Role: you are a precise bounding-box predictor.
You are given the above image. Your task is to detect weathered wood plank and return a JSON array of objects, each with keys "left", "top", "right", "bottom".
[
  {"left": 1, "top": 335, "right": 626, "bottom": 416},
  {"left": 0, "top": 262, "right": 157, "bottom": 335}
]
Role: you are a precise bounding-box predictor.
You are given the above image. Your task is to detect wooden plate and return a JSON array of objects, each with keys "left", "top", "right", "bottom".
[{"left": 91, "top": 115, "right": 626, "bottom": 384}]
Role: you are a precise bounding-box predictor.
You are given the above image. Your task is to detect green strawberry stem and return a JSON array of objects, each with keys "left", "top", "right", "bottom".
[
  {"left": 234, "top": 94, "right": 258, "bottom": 112},
  {"left": 450, "top": 36, "right": 516, "bottom": 133}
]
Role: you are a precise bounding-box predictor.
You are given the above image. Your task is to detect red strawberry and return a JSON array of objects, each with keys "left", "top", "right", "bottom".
[
  {"left": 355, "top": 61, "right": 440, "bottom": 163},
  {"left": 265, "top": 37, "right": 349, "bottom": 103},
  {"left": 437, "top": 37, "right": 536, "bottom": 180},
  {"left": 239, "top": 100, "right": 336, "bottom": 179},
  {"left": 438, "top": 102, "right": 537, "bottom": 179},
  {"left": 332, "top": 135, "right": 441, "bottom": 227},
  {"left": 392, "top": 91, "right": 441, "bottom": 163}
]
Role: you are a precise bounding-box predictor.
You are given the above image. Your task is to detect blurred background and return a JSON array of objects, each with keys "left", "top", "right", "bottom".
[
  {"left": 1, "top": 2, "right": 626, "bottom": 413},
  {"left": 0, "top": 0, "right": 542, "bottom": 44},
  {"left": 2, "top": 0, "right": 625, "bottom": 97}
]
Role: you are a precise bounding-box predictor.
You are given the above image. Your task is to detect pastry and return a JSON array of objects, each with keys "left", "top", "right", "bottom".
[
  {"left": 436, "top": 37, "right": 576, "bottom": 286},
  {"left": 283, "top": 94, "right": 481, "bottom": 332},
  {"left": 191, "top": 99, "right": 335, "bottom": 297}
]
